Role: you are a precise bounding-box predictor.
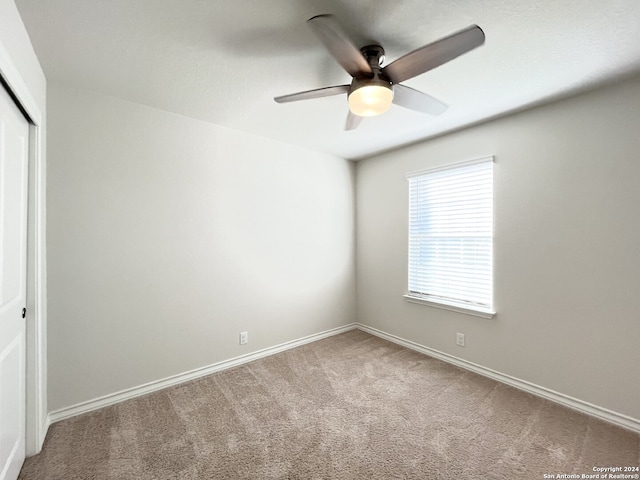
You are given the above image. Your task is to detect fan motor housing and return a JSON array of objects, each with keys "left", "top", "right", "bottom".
[{"left": 349, "top": 74, "right": 392, "bottom": 96}]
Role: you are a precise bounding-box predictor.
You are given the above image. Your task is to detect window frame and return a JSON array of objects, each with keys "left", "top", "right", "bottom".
[{"left": 404, "top": 156, "right": 495, "bottom": 319}]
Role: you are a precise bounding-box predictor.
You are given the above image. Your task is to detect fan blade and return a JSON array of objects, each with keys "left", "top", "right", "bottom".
[
  {"left": 274, "top": 84, "right": 350, "bottom": 103},
  {"left": 307, "top": 15, "right": 372, "bottom": 77},
  {"left": 345, "top": 111, "right": 363, "bottom": 131},
  {"left": 392, "top": 84, "right": 448, "bottom": 116},
  {"left": 382, "top": 25, "right": 485, "bottom": 84}
]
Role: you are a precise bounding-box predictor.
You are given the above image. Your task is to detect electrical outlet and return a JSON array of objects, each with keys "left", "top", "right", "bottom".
[
  {"left": 239, "top": 331, "right": 248, "bottom": 345},
  {"left": 456, "top": 332, "right": 465, "bottom": 347}
]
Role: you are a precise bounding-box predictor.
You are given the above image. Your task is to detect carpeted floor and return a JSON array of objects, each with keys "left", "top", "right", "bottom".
[{"left": 19, "top": 330, "right": 640, "bottom": 479}]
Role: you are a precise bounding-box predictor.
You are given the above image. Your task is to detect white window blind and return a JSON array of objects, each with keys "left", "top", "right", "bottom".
[{"left": 407, "top": 157, "right": 494, "bottom": 312}]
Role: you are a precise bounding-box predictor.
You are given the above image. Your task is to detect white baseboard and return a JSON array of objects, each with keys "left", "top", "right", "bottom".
[
  {"left": 356, "top": 324, "right": 640, "bottom": 433},
  {"left": 47, "top": 321, "right": 639, "bottom": 434},
  {"left": 48, "top": 323, "right": 358, "bottom": 424}
]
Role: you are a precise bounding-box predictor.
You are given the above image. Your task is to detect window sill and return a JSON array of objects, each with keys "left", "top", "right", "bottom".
[{"left": 403, "top": 295, "right": 495, "bottom": 319}]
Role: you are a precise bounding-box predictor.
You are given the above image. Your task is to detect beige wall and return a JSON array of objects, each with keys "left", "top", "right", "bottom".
[
  {"left": 0, "top": 0, "right": 45, "bottom": 108},
  {"left": 47, "top": 84, "right": 356, "bottom": 411},
  {"left": 356, "top": 76, "right": 640, "bottom": 420},
  {"left": 46, "top": 74, "right": 640, "bottom": 422}
]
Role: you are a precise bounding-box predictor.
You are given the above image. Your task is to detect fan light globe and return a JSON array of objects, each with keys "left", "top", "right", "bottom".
[{"left": 348, "top": 85, "right": 394, "bottom": 117}]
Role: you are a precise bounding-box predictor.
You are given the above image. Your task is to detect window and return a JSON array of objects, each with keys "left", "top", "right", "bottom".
[{"left": 405, "top": 157, "right": 494, "bottom": 318}]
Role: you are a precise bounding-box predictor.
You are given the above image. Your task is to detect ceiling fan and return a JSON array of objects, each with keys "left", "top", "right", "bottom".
[{"left": 274, "top": 15, "right": 485, "bottom": 130}]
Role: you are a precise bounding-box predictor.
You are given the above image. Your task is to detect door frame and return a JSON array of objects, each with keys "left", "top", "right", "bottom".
[{"left": 0, "top": 44, "right": 47, "bottom": 455}]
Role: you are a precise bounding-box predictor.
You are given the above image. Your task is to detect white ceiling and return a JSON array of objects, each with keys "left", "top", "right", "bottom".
[{"left": 15, "top": 0, "right": 640, "bottom": 160}]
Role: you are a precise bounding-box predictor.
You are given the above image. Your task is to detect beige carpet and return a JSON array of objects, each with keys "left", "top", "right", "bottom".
[{"left": 19, "top": 330, "right": 640, "bottom": 479}]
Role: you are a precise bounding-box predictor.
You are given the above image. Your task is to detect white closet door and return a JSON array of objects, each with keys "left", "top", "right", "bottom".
[{"left": 0, "top": 83, "right": 30, "bottom": 480}]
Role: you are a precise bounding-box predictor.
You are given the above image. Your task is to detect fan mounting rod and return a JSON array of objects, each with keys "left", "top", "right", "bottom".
[{"left": 360, "top": 45, "right": 386, "bottom": 69}]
